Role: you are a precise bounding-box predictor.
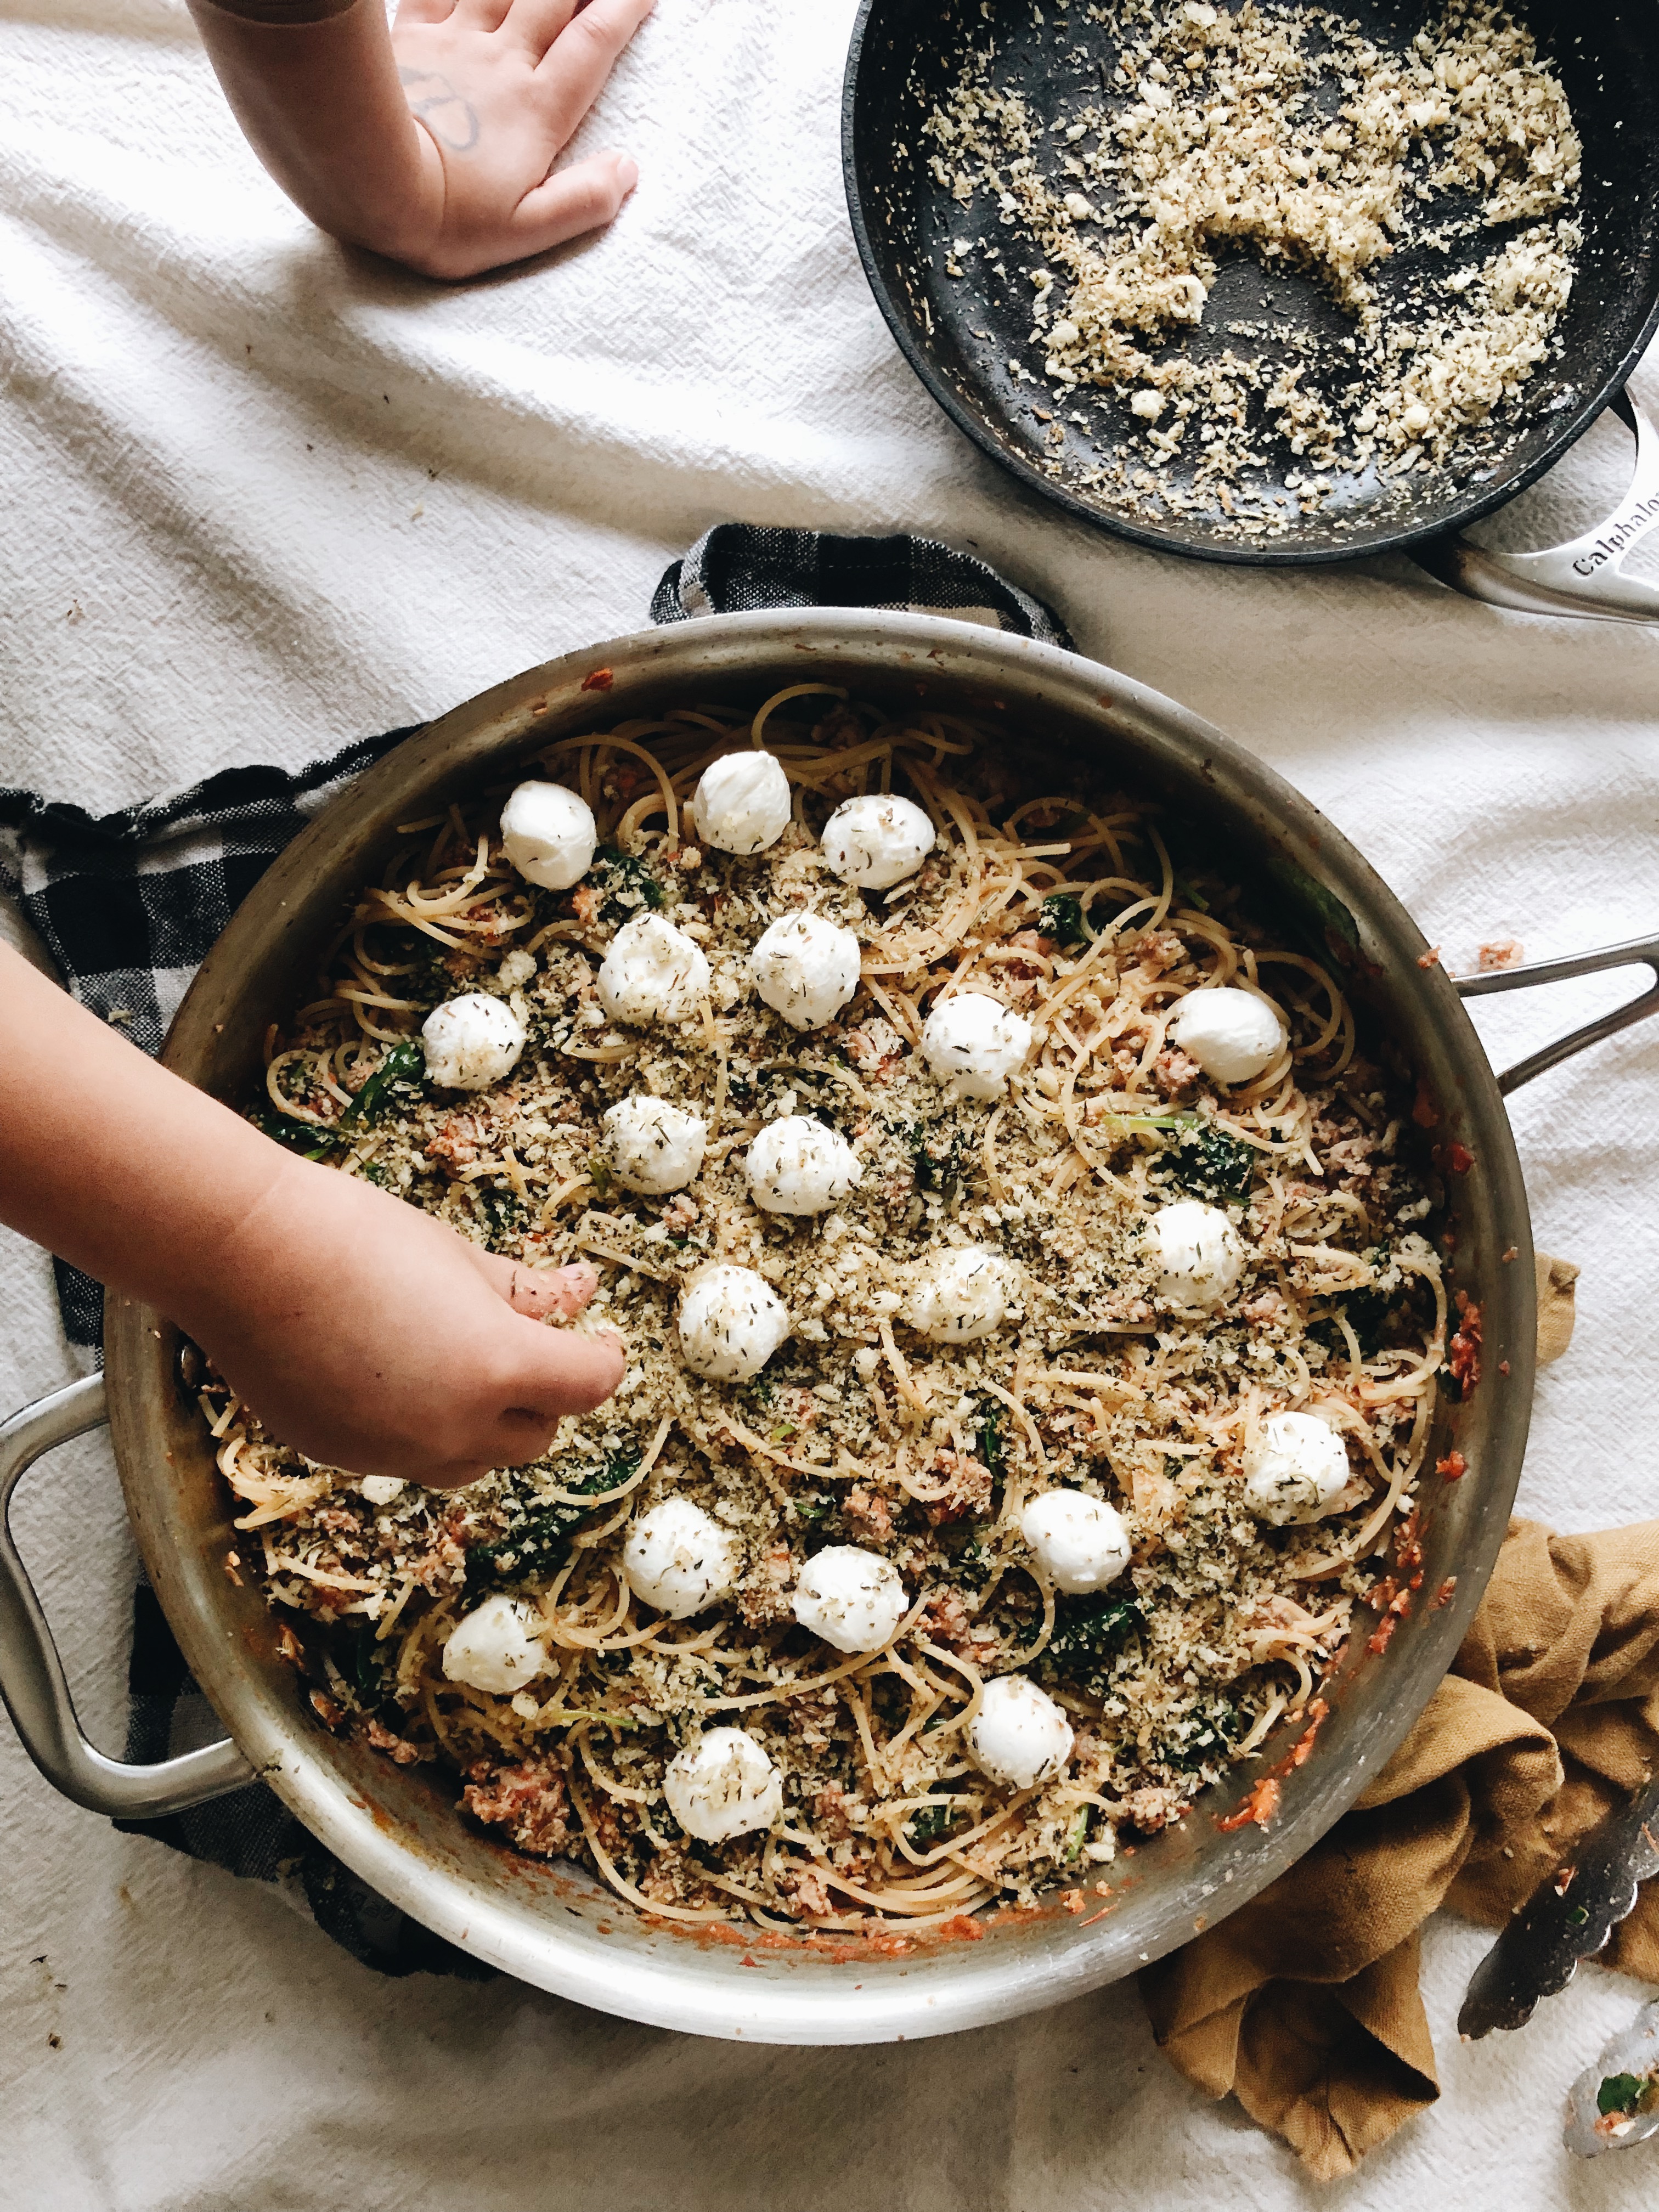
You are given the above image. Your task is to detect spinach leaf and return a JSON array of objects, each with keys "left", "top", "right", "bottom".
[
  {"left": 259, "top": 1037, "right": 424, "bottom": 1160},
  {"left": 341, "top": 1038, "right": 424, "bottom": 1128},
  {"left": 476, "top": 1183, "right": 527, "bottom": 1240},
  {"left": 906, "top": 1802, "right": 957, "bottom": 1846},
  {"left": 1038, "top": 891, "right": 1090, "bottom": 947},
  {"left": 340, "top": 1619, "right": 391, "bottom": 1708},
  {"left": 1161, "top": 1122, "right": 1257, "bottom": 1205},
  {"left": 1162, "top": 1696, "right": 1243, "bottom": 1776},
  {"left": 590, "top": 846, "right": 665, "bottom": 925},
  {"left": 467, "top": 1448, "right": 641, "bottom": 1587},
  {"left": 258, "top": 1110, "right": 339, "bottom": 1159},
  {"left": 1313, "top": 1289, "right": 1391, "bottom": 1359},
  {"left": 909, "top": 1119, "right": 966, "bottom": 1193},
  {"left": 1598, "top": 2072, "right": 1657, "bottom": 2118},
  {"left": 1311, "top": 1249, "right": 1404, "bottom": 1359},
  {"left": 1041, "top": 1589, "right": 1142, "bottom": 1697},
  {"left": 1264, "top": 856, "right": 1360, "bottom": 963},
  {"left": 974, "top": 1396, "right": 1006, "bottom": 1478},
  {"left": 934, "top": 1526, "right": 989, "bottom": 1585}
]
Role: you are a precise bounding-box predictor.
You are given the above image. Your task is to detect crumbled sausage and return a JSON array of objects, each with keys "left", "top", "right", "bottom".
[{"left": 461, "top": 1757, "right": 572, "bottom": 1858}]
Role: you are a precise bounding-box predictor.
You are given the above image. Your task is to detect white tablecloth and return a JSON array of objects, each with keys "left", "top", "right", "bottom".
[{"left": 3, "top": 2, "right": 1657, "bottom": 2203}]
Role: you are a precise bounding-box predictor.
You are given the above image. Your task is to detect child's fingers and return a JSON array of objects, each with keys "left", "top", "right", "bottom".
[
  {"left": 449, "top": 0, "right": 515, "bottom": 31},
  {"left": 392, "top": 0, "right": 459, "bottom": 27},
  {"left": 469, "top": 1249, "right": 600, "bottom": 1321},
  {"left": 535, "top": 0, "right": 656, "bottom": 137},
  {"left": 493, "top": 1317, "right": 627, "bottom": 1430},
  {"left": 506, "top": 1260, "right": 599, "bottom": 1320},
  {"left": 506, "top": 150, "right": 638, "bottom": 257},
  {"left": 501, "top": 0, "right": 578, "bottom": 61},
  {"left": 413, "top": 1317, "right": 623, "bottom": 1481}
]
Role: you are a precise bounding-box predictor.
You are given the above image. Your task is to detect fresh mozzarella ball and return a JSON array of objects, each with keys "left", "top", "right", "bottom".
[
  {"left": 601, "top": 1095, "right": 707, "bottom": 1194},
  {"left": 663, "top": 1728, "right": 784, "bottom": 1844},
  {"left": 422, "top": 992, "right": 527, "bottom": 1091},
  {"left": 921, "top": 991, "right": 1032, "bottom": 1099},
  {"left": 1166, "top": 988, "right": 1287, "bottom": 1085},
  {"left": 692, "top": 751, "right": 793, "bottom": 855},
  {"left": 442, "top": 1595, "right": 550, "bottom": 1695},
  {"left": 678, "top": 1264, "right": 792, "bottom": 1383},
  {"left": 1244, "top": 1412, "right": 1352, "bottom": 1525},
  {"left": 906, "top": 1245, "right": 1017, "bottom": 1341},
  {"left": 622, "top": 1498, "right": 739, "bottom": 1619},
  {"left": 597, "top": 915, "right": 711, "bottom": 1026},
  {"left": 821, "top": 794, "right": 936, "bottom": 890},
  {"left": 793, "top": 1547, "right": 907, "bottom": 1654},
  {"left": 749, "top": 911, "right": 862, "bottom": 1031},
  {"left": 1020, "top": 1492, "right": 1132, "bottom": 1594},
  {"left": 745, "top": 1114, "right": 863, "bottom": 1215},
  {"left": 1150, "top": 1199, "right": 1245, "bottom": 1308},
  {"left": 967, "top": 1675, "right": 1075, "bottom": 1789},
  {"left": 496, "top": 947, "right": 537, "bottom": 991},
  {"left": 359, "top": 1475, "right": 405, "bottom": 1508},
  {"left": 499, "top": 780, "right": 597, "bottom": 891}
]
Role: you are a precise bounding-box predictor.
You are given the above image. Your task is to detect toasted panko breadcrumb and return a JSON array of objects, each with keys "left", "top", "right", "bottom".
[{"left": 924, "top": 0, "right": 1581, "bottom": 539}]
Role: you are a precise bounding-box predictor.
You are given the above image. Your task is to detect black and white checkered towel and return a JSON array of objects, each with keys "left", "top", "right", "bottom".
[
  {"left": 651, "top": 522, "right": 1071, "bottom": 646},
  {"left": 0, "top": 527, "right": 1067, "bottom": 1976}
]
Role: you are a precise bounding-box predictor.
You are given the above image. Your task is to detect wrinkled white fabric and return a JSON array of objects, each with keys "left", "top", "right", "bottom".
[{"left": 2, "top": 0, "right": 1658, "bottom": 2205}]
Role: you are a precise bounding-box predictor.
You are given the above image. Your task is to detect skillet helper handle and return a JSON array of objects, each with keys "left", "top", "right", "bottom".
[
  {"left": 0, "top": 1372, "right": 252, "bottom": 1817},
  {"left": 1417, "top": 392, "right": 1659, "bottom": 623},
  {"left": 1454, "top": 933, "right": 1659, "bottom": 1094}
]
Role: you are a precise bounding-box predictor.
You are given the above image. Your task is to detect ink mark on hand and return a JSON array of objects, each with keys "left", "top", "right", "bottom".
[{"left": 399, "top": 68, "right": 479, "bottom": 153}]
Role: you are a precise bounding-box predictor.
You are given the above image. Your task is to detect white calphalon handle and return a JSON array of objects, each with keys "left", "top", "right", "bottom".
[{"left": 1418, "top": 392, "right": 1659, "bottom": 624}]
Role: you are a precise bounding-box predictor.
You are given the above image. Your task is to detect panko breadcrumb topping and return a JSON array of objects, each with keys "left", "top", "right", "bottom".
[
  {"left": 923, "top": 0, "right": 1580, "bottom": 538},
  {"left": 200, "top": 687, "right": 1451, "bottom": 1934}
]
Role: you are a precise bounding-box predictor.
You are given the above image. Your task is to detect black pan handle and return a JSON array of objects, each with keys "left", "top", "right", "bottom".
[
  {"left": 1454, "top": 933, "right": 1659, "bottom": 1093},
  {"left": 1417, "top": 393, "right": 1659, "bottom": 623}
]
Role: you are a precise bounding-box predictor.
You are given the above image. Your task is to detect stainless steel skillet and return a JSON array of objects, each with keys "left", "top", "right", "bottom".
[{"left": 2, "top": 609, "right": 1656, "bottom": 2044}]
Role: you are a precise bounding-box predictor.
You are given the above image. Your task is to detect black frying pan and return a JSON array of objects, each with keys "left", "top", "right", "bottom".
[{"left": 843, "top": 0, "right": 1659, "bottom": 567}]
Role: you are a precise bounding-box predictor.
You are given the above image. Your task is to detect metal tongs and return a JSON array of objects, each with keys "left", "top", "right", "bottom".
[{"left": 1459, "top": 1770, "right": 1659, "bottom": 2154}]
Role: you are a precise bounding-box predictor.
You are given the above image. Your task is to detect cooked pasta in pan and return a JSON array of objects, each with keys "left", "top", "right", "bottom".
[{"left": 201, "top": 685, "right": 1448, "bottom": 1931}]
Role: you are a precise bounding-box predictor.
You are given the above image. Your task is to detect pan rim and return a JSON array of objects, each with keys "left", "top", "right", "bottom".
[
  {"left": 104, "top": 610, "right": 1536, "bottom": 2041},
  {"left": 840, "top": 0, "right": 1659, "bottom": 571}
]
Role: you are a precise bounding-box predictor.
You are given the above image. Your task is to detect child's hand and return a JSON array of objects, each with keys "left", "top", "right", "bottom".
[
  {"left": 182, "top": 1155, "right": 626, "bottom": 1488},
  {"left": 0, "top": 939, "right": 626, "bottom": 1489},
  {"left": 389, "top": 0, "right": 652, "bottom": 278},
  {"left": 186, "top": 0, "right": 652, "bottom": 281}
]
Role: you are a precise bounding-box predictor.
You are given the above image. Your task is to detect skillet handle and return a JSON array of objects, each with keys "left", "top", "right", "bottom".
[
  {"left": 1416, "top": 393, "right": 1659, "bottom": 624},
  {"left": 1454, "top": 933, "right": 1659, "bottom": 1094},
  {"left": 0, "top": 1373, "right": 253, "bottom": 1817}
]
